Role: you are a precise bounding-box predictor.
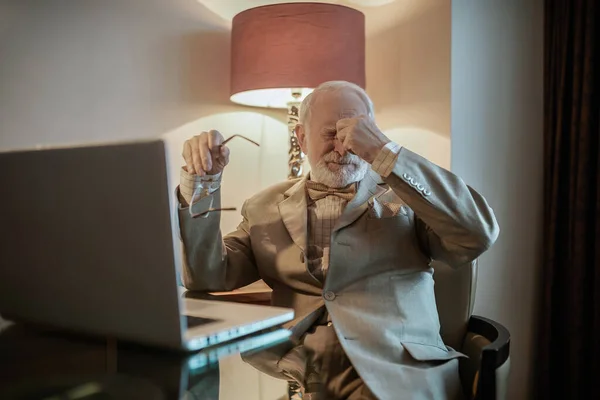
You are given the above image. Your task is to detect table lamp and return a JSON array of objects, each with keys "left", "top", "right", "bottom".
[{"left": 229, "top": 3, "right": 366, "bottom": 179}]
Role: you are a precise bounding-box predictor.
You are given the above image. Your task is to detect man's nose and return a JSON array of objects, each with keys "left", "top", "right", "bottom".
[{"left": 333, "top": 138, "right": 346, "bottom": 156}]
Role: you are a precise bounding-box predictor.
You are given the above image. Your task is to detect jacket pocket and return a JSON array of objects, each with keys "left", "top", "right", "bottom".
[{"left": 401, "top": 341, "right": 467, "bottom": 362}]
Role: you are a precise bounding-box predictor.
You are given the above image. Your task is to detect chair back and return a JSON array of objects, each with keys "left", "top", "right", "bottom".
[{"left": 432, "top": 259, "right": 478, "bottom": 350}]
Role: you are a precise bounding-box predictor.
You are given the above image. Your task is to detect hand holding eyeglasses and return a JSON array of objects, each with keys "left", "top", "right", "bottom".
[
  {"left": 183, "top": 130, "right": 230, "bottom": 177},
  {"left": 183, "top": 130, "right": 259, "bottom": 218}
]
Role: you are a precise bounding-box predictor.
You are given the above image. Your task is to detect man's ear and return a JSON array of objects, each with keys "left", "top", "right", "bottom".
[{"left": 295, "top": 124, "right": 308, "bottom": 154}]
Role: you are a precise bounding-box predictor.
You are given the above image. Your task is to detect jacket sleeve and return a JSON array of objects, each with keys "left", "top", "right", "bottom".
[
  {"left": 382, "top": 147, "right": 500, "bottom": 267},
  {"left": 176, "top": 188, "right": 260, "bottom": 292}
]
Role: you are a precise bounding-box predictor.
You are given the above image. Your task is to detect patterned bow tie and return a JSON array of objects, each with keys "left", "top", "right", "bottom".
[{"left": 305, "top": 180, "right": 357, "bottom": 201}]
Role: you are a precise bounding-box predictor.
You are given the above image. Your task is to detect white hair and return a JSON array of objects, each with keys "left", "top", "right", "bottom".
[{"left": 298, "top": 81, "right": 374, "bottom": 125}]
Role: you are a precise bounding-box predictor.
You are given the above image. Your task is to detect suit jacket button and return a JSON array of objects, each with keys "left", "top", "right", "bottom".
[{"left": 323, "top": 291, "right": 336, "bottom": 301}]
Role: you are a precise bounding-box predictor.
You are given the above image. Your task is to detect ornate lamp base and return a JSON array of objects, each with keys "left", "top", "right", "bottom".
[{"left": 287, "top": 91, "right": 305, "bottom": 179}]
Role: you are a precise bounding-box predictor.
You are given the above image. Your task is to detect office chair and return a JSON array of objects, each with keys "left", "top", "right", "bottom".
[{"left": 433, "top": 259, "right": 511, "bottom": 400}]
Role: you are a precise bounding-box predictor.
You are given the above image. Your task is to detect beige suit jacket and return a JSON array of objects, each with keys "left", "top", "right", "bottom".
[{"left": 177, "top": 147, "right": 499, "bottom": 400}]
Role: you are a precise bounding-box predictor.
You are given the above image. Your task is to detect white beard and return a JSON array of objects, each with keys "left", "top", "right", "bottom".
[{"left": 308, "top": 151, "right": 369, "bottom": 188}]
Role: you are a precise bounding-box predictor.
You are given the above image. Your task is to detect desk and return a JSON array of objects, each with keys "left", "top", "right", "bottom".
[
  {"left": 209, "top": 284, "right": 273, "bottom": 306},
  {"left": 0, "top": 315, "right": 291, "bottom": 400}
]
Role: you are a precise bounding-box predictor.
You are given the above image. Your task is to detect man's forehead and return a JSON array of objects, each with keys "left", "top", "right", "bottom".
[
  {"left": 339, "top": 108, "right": 360, "bottom": 118},
  {"left": 309, "top": 91, "right": 368, "bottom": 125},
  {"left": 313, "top": 108, "right": 361, "bottom": 127}
]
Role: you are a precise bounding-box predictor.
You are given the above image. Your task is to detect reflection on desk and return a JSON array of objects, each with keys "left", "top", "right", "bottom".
[{"left": 0, "top": 321, "right": 290, "bottom": 400}]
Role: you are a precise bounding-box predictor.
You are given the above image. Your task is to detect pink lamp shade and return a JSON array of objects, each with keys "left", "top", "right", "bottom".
[{"left": 230, "top": 3, "right": 366, "bottom": 108}]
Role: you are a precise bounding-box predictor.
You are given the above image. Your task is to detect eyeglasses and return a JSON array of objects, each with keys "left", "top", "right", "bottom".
[
  {"left": 189, "top": 134, "right": 260, "bottom": 219},
  {"left": 220, "top": 134, "right": 260, "bottom": 147}
]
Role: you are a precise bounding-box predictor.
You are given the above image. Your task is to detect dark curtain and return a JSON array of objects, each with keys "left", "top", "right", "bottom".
[{"left": 538, "top": 0, "right": 600, "bottom": 398}]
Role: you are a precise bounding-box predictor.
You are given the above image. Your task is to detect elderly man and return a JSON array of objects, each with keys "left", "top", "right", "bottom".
[{"left": 176, "top": 81, "right": 499, "bottom": 400}]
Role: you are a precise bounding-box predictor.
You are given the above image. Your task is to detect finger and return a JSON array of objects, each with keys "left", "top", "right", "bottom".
[
  {"left": 191, "top": 136, "right": 204, "bottom": 176},
  {"left": 214, "top": 147, "right": 228, "bottom": 170},
  {"left": 214, "top": 158, "right": 226, "bottom": 170},
  {"left": 207, "top": 129, "right": 224, "bottom": 151},
  {"left": 342, "top": 134, "right": 353, "bottom": 151},
  {"left": 182, "top": 141, "right": 194, "bottom": 174},
  {"left": 338, "top": 127, "right": 355, "bottom": 153},
  {"left": 336, "top": 118, "right": 353, "bottom": 131},
  {"left": 336, "top": 125, "right": 351, "bottom": 142},
  {"left": 198, "top": 134, "right": 212, "bottom": 172},
  {"left": 219, "top": 145, "right": 230, "bottom": 167}
]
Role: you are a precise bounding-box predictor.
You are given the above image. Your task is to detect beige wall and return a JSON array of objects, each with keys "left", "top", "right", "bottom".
[
  {"left": 0, "top": 0, "right": 233, "bottom": 149},
  {"left": 367, "top": 0, "right": 451, "bottom": 169},
  {"left": 451, "top": 1, "right": 544, "bottom": 399}
]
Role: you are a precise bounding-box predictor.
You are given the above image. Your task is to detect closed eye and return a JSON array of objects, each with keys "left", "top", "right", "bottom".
[{"left": 321, "top": 130, "right": 337, "bottom": 140}]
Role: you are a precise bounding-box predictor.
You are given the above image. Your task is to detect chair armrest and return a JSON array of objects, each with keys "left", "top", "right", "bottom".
[{"left": 465, "top": 315, "right": 511, "bottom": 400}]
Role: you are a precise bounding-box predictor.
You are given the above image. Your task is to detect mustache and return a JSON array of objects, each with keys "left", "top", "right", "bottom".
[{"left": 322, "top": 151, "right": 361, "bottom": 164}]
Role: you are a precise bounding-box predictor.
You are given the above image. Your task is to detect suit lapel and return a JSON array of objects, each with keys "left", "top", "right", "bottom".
[
  {"left": 277, "top": 169, "right": 388, "bottom": 247},
  {"left": 334, "top": 169, "right": 388, "bottom": 232},
  {"left": 278, "top": 178, "right": 308, "bottom": 253}
]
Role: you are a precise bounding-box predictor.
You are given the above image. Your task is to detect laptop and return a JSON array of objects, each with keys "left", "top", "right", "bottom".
[{"left": 0, "top": 138, "right": 294, "bottom": 352}]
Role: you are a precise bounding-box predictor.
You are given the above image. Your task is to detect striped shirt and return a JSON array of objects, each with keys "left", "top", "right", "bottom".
[{"left": 305, "top": 184, "right": 354, "bottom": 281}]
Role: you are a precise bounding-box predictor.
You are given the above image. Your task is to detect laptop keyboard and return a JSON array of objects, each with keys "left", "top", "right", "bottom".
[{"left": 185, "top": 315, "right": 221, "bottom": 328}]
